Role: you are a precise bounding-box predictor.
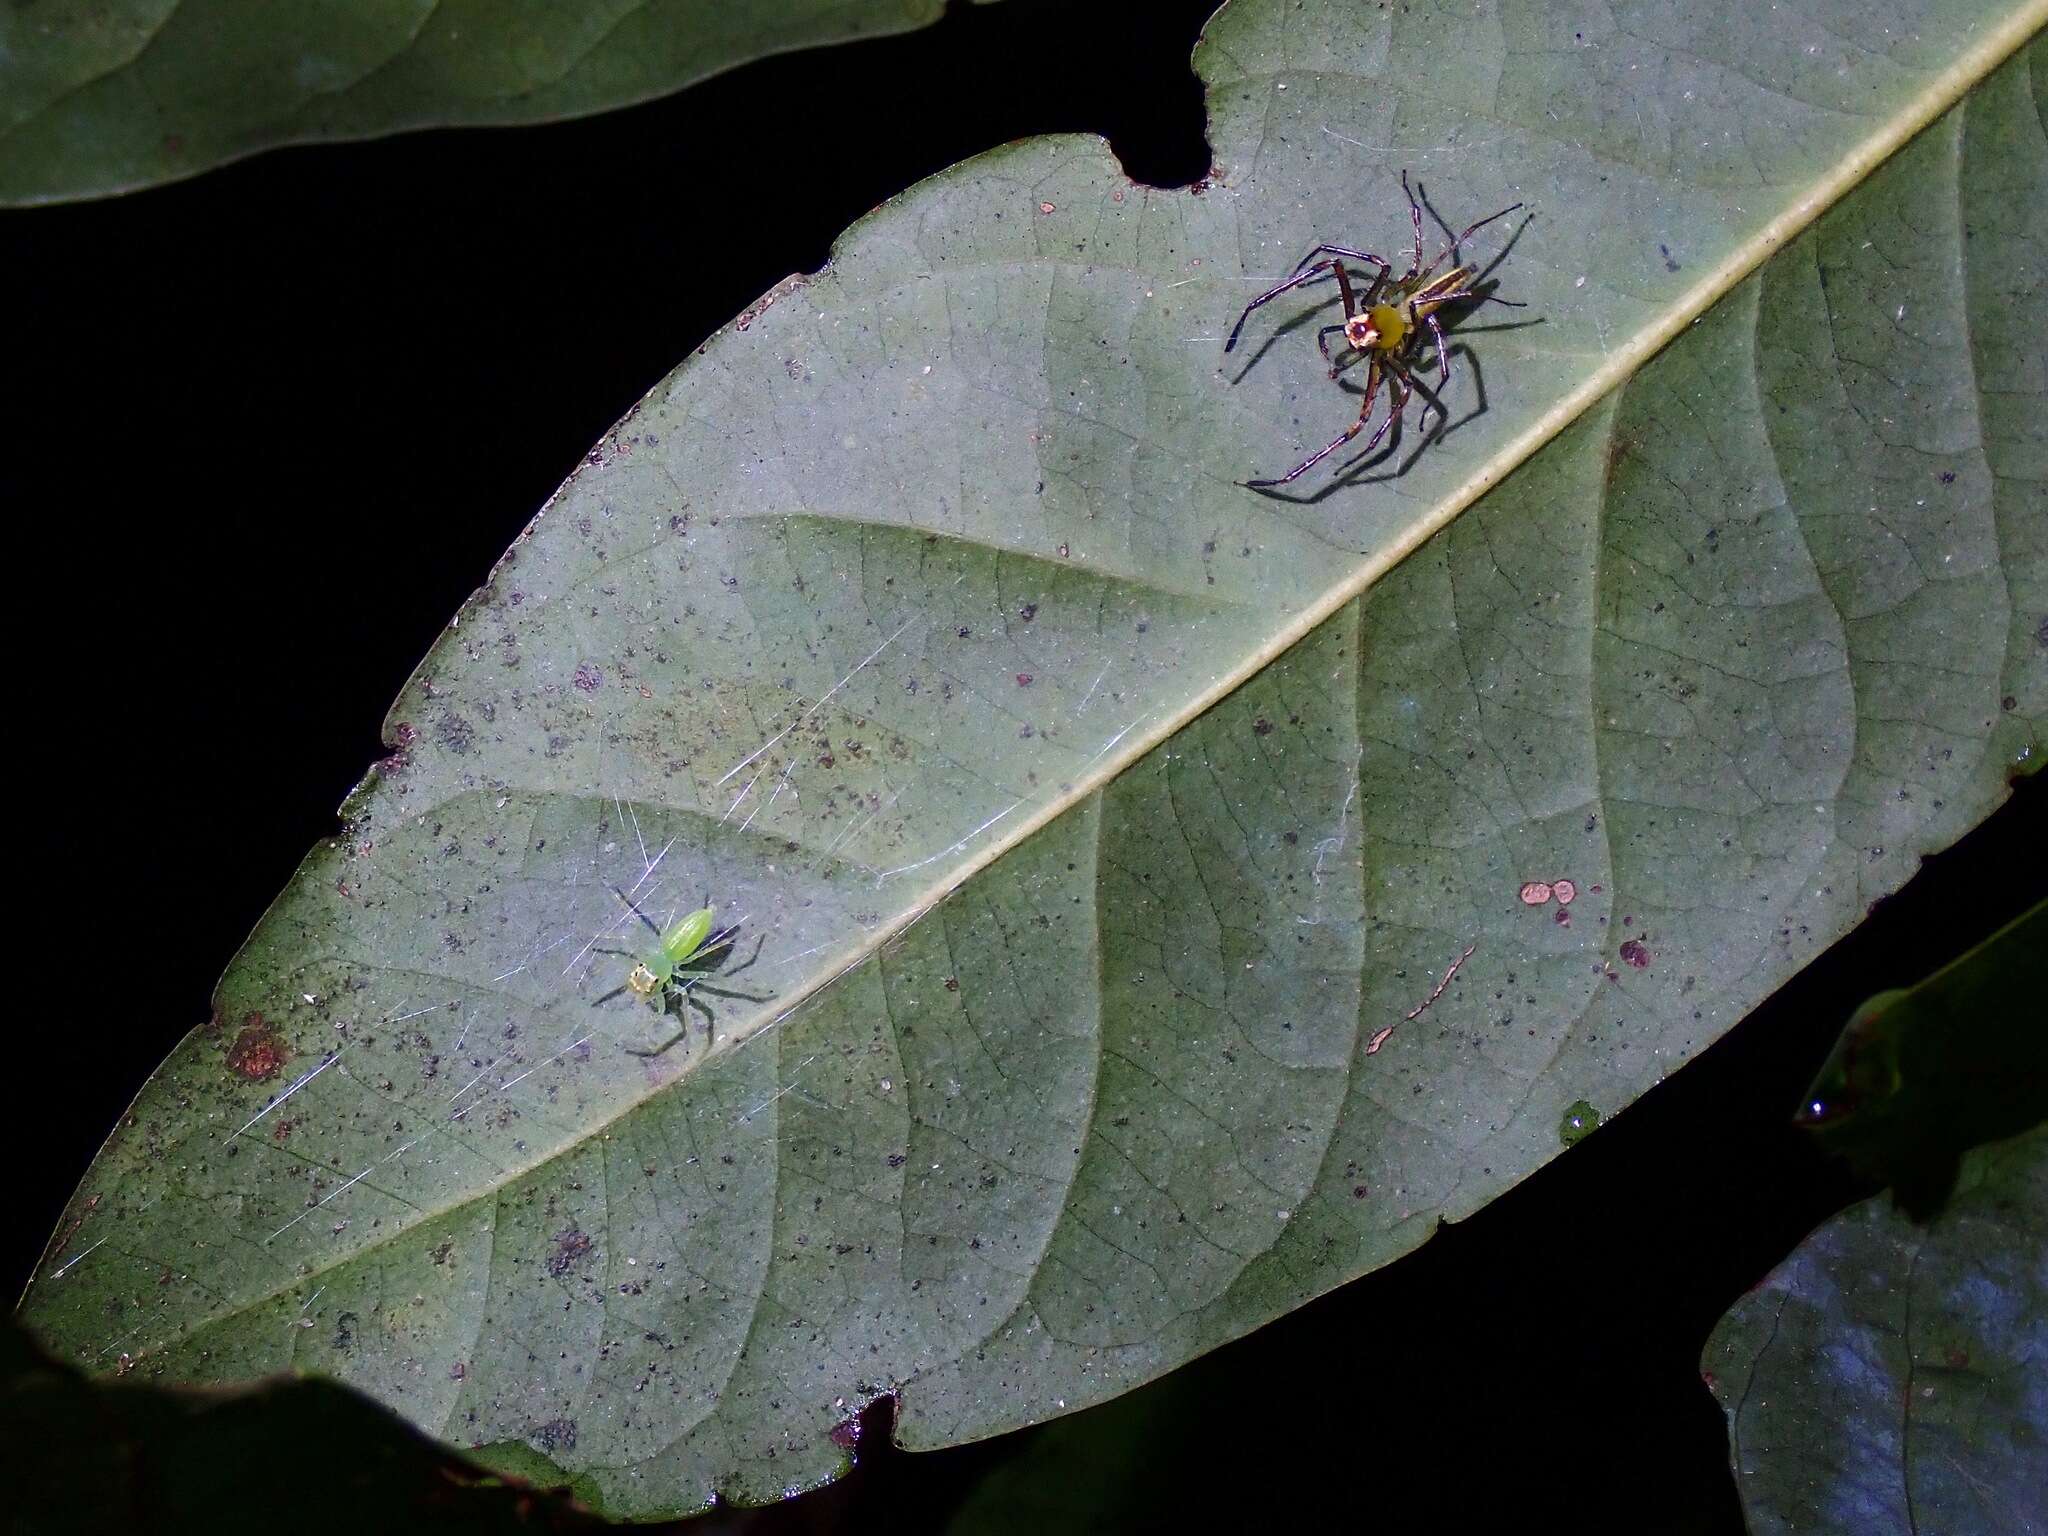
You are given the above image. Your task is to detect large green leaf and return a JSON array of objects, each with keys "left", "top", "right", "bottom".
[
  {"left": 0, "top": 0, "right": 955, "bottom": 205},
  {"left": 20, "top": 0, "right": 2045, "bottom": 1519},
  {"left": 1705, "top": 1127, "right": 2047, "bottom": 1534}
]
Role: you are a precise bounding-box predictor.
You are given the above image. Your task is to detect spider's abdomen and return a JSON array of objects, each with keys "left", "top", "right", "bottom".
[{"left": 661, "top": 907, "right": 716, "bottom": 963}]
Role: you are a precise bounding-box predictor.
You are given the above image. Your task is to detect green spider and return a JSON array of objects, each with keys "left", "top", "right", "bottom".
[{"left": 592, "top": 891, "right": 772, "bottom": 1057}]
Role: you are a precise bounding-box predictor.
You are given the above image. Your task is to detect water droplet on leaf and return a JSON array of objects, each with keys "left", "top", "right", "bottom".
[{"left": 1559, "top": 1100, "right": 1602, "bottom": 1146}]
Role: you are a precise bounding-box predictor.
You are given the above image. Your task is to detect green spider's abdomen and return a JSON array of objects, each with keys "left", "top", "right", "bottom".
[{"left": 661, "top": 906, "right": 716, "bottom": 962}]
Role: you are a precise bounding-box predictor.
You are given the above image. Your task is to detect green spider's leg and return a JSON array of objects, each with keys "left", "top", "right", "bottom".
[
  {"left": 685, "top": 981, "right": 775, "bottom": 1006},
  {"left": 711, "top": 932, "right": 767, "bottom": 979},
  {"left": 623, "top": 1026, "right": 692, "bottom": 1059}
]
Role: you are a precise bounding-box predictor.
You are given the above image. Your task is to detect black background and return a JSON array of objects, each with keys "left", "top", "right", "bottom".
[{"left": 5, "top": 1, "right": 2041, "bottom": 1530}]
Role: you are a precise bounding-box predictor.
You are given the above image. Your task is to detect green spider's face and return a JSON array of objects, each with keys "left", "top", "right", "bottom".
[{"left": 626, "top": 963, "right": 661, "bottom": 997}]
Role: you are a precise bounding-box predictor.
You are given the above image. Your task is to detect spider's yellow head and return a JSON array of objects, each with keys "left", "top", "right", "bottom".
[{"left": 627, "top": 963, "right": 660, "bottom": 997}]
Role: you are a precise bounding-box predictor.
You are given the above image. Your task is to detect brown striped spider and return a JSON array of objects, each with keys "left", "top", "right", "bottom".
[{"left": 1225, "top": 173, "right": 1525, "bottom": 489}]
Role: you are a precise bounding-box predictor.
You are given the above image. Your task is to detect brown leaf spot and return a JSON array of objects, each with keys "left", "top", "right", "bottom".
[
  {"left": 1519, "top": 881, "right": 1553, "bottom": 905},
  {"left": 1619, "top": 939, "right": 1651, "bottom": 969},
  {"left": 225, "top": 1016, "right": 286, "bottom": 1081},
  {"left": 1552, "top": 878, "right": 1577, "bottom": 904}
]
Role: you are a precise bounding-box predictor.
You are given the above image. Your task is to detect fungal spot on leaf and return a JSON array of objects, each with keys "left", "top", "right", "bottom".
[
  {"left": 1519, "top": 881, "right": 1553, "bottom": 905},
  {"left": 548, "top": 1227, "right": 594, "bottom": 1277},
  {"left": 225, "top": 1016, "right": 286, "bottom": 1081},
  {"left": 573, "top": 663, "right": 604, "bottom": 693},
  {"left": 532, "top": 1419, "right": 578, "bottom": 1453},
  {"left": 1619, "top": 939, "right": 1652, "bottom": 969}
]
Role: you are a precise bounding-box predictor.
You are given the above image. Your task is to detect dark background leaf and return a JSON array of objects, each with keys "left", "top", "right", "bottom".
[
  {"left": 3, "top": 1318, "right": 604, "bottom": 1534},
  {"left": 1705, "top": 1127, "right": 2047, "bottom": 1536},
  {"left": 0, "top": 0, "right": 965, "bottom": 204},
  {"left": 1797, "top": 901, "right": 2048, "bottom": 1211}
]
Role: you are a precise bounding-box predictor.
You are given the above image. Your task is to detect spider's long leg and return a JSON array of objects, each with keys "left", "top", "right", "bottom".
[
  {"left": 1420, "top": 202, "right": 1525, "bottom": 285},
  {"left": 1412, "top": 272, "right": 1527, "bottom": 340},
  {"left": 1225, "top": 260, "right": 1350, "bottom": 353},
  {"left": 713, "top": 933, "right": 768, "bottom": 980},
  {"left": 610, "top": 885, "right": 664, "bottom": 938},
  {"left": 1316, "top": 325, "right": 1359, "bottom": 377},
  {"left": 686, "top": 982, "right": 776, "bottom": 1006},
  {"left": 1291, "top": 242, "right": 1392, "bottom": 276},
  {"left": 1407, "top": 360, "right": 1451, "bottom": 436},
  {"left": 1418, "top": 289, "right": 1527, "bottom": 312},
  {"left": 1400, "top": 171, "right": 1429, "bottom": 281},
  {"left": 624, "top": 1028, "right": 691, "bottom": 1059},
  {"left": 1428, "top": 311, "right": 1453, "bottom": 397},
  {"left": 1351, "top": 371, "right": 1411, "bottom": 464},
  {"left": 589, "top": 983, "right": 633, "bottom": 1008},
  {"left": 1331, "top": 261, "right": 1360, "bottom": 323},
  {"left": 1246, "top": 358, "right": 1384, "bottom": 489}
]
